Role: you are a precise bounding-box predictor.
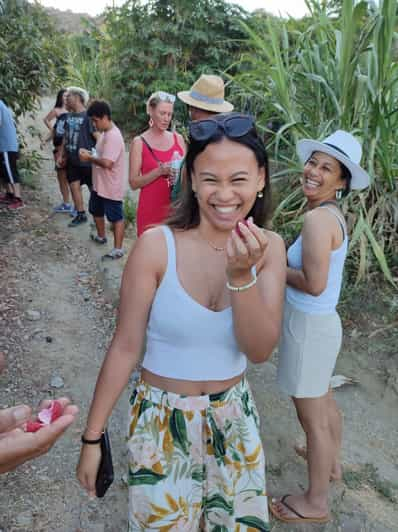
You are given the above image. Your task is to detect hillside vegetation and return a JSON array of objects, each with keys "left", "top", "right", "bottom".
[{"left": 2, "top": 0, "right": 397, "bottom": 284}]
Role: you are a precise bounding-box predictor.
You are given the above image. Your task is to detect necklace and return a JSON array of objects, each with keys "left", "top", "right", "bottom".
[
  {"left": 205, "top": 240, "right": 226, "bottom": 252},
  {"left": 198, "top": 231, "right": 226, "bottom": 252}
]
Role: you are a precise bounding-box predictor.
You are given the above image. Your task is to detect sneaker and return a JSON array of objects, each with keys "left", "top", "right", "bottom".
[
  {"left": 68, "top": 212, "right": 87, "bottom": 227},
  {"left": 53, "top": 202, "right": 75, "bottom": 214},
  {"left": 0, "top": 192, "right": 14, "bottom": 204},
  {"left": 90, "top": 234, "right": 107, "bottom": 245},
  {"left": 7, "top": 197, "right": 24, "bottom": 210},
  {"left": 102, "top": 248, "right": 124, "bottom": 260}
]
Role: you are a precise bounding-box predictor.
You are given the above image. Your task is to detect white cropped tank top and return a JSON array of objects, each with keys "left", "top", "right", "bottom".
[
  {"left": 286, "top": 206, "right": 348, "bottom": 314},
  {"left": 141, "top": 226, "right": 247, "bottom": 380}
]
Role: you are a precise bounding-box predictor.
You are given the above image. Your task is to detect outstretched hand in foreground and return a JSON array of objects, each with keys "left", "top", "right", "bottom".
[{"left": 0, "top": 397, "right": 78, "bottom": 474}]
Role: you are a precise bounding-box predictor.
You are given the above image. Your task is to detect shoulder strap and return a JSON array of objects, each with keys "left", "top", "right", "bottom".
[
  {"left": 173, "top": 131, "right": 184, "bottom": 153},
  {"left": 161, "top": 225, "right": 177, "bottom": 273},
  {"left": 319, "top": 205, "right": 347, "bottom": 239},
  {"left": 173, "top": 131, "right": 179, "bottom": 147},
  {"left": 141, "top": 136, "right": 162, "bottom": 164}
]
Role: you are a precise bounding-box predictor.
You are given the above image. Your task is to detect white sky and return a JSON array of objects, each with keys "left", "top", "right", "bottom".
[{"left": 37, "top": 0, "right": 310, "bottom": 18}]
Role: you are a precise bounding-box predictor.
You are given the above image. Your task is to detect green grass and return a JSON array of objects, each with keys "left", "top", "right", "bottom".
[
  {"left": 18, "top": 149, "right": 43, "bottom": 190},
  {"left": 123, "top": 195, "right": 137, "bottom": 229}
]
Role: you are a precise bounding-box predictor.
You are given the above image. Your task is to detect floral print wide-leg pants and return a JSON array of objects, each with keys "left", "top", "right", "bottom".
[{"left": 127, "top": 378, "right": 270, "bottom": 531}]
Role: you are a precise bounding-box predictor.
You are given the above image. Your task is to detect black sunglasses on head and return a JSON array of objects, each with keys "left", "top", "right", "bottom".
[{"left": 189, "top": 113, "right": 255, "bottom": 141}]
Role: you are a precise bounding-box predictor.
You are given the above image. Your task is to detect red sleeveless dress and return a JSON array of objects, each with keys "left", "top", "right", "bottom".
[{"left": 137, "top": 132, "right": 184, "bottom": 237}]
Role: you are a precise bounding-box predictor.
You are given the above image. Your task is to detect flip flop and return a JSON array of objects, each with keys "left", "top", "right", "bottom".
[{"left": 268, "top": 494, "right": 330, "bottom": 524}]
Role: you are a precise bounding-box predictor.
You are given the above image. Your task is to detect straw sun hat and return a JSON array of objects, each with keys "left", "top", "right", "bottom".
[
  {"left": 177, "top": 74, "right": 234, "bottom": 113},
  {"left": 297, "top": 130, "right": 370, "bottom": 190}
]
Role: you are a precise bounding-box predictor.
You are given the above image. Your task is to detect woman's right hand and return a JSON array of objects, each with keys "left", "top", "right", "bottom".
[
  {"left": 158, "top": 162, "right": 172, "bottom": 177},
  {"left": 76, "top": 442, "right": 102, "bottom": 497}
]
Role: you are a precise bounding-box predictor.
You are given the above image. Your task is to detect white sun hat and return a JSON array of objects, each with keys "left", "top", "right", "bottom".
[{"left": 297, "top": 130, "right": 370, "bottom": 190}]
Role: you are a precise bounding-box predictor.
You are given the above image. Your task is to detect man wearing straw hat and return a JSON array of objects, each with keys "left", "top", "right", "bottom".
[
  {"left": 171, "top": 75, "right": 234, "bottom": 200},
  {"left": 177, "top": 74, "right": 234, "bottom": 121}
]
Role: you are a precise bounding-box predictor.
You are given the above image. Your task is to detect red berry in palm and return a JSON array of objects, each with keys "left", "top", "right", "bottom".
[
  {"left": 25, "top": 420, "right": 43, "bottom": 433},
  {"left": 25, "top": 400, "right": 63, "bottom": 432},
  {"left": 49, "top": 400, "right": 62, "bottom": 422}
]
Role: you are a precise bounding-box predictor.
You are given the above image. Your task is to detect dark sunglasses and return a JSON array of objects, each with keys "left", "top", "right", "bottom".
[{"left": 189, "top": 113, "right": 255, "bottom": 141}]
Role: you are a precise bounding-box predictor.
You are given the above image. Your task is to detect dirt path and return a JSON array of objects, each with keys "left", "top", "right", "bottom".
[
  {"left": 0, "top": 99, "right": 132, "bottom": 531},
  {"left": 0, "top": 99, "right": 397, "bottom": 531}
]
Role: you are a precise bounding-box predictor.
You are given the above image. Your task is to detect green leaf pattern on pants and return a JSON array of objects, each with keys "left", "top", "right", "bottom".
[
  {"left": 127, "top": 378, "right": 270, "bottom": 531},
  {"left": 170, "top": 408, "right": 190, "bottom": 455}
]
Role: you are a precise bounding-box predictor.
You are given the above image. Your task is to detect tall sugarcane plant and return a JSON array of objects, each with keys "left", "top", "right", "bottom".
[{"left": 233, "top": 0, "right": 397, "bottom": 284}]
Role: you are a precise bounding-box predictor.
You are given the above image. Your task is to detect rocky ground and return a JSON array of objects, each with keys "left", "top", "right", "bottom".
[
  {"left": 0, "top": 99, "right": 397, "bottom": 531},
  {"left": 0, "top": 185, "right": 134, "bottom": 531}
]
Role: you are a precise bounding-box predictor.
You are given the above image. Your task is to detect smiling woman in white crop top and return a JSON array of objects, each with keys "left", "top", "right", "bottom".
[
  {"left": 270, "top": 131, "right": 371, "bottom": 525},
  {"left": 77, "top": 112, "right": 286, "bottom": 530}
]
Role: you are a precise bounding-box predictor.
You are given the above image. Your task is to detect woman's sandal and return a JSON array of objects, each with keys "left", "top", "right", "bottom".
[{"left": 268, "top": 494, "right": 330, "bottom": 524}]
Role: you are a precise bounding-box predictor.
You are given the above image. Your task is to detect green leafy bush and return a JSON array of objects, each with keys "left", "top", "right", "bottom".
[
  {"left": 123, "top": 194, "right": 137, "bottom": 229},
  {"left": 0, "top": 0, "right": 66, "bottom": 116},
  {"left": 87, "top": 0, "right": 249, "bottom": 134}
]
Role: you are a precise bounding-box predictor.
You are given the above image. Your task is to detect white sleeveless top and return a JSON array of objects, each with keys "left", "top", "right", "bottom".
[
  {"left": 141, "top": 226, "right": 248, "bottom": 380},
  {"left": 286, "top": 206, "right": 348, "bottom": 314}
]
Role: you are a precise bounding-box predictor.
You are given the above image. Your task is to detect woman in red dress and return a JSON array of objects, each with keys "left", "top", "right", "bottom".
[{"left": 129, "top": 92, "right": 186, "bottom": 236}]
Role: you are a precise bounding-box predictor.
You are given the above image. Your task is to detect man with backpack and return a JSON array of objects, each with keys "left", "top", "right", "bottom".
[{"left": 57, "top": 87, "right": 99, "bottom": 227}]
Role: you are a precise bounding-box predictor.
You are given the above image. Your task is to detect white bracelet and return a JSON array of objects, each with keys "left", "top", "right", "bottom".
[{"left": 226, "top": 271, "right": 257, "bottom": 292}]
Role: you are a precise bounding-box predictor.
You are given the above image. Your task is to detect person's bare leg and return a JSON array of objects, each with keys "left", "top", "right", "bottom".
[
  {"left": 327, "top": 390, "right": 343, "bottom": 480},
  {"left": 113, "top": 220, "right": 124, "bottom": 249},
  {"left": 13, "top": 183, "right": 22, "bottom": 199},
  {"left": 56, "top": 168, "right": 70, "bottom": 204},
  {"left": 70, "top": 181, "right": 84, "bottom": 212},
  {"left": 294, "top": 390, "right": 342, "bottom": 481},
  {"left": 301, "top": 395, "right": 333, "bottom": 507},
  {"left": 273, "top": 394, "right": 332, "bottom": 519},
  {"left": 94, "top": 216, "right": 106, "bottom": 239},
  {"left": 0, "top": 351, "right": 6, "bottom": 374}
]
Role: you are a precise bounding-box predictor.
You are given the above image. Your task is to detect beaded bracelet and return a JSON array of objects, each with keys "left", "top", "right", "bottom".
[{"left": 226, "top": 271, "right": 257, "bottom": 292}]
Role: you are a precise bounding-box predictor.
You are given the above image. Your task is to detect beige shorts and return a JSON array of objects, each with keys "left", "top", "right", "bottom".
[{"left": 277, "top": 300, "right": 342, "bottom": 398}]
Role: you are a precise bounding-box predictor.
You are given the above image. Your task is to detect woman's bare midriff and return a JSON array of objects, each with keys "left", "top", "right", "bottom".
[{"left": 141, "top": 368, "right": 245, "bottom": 396}]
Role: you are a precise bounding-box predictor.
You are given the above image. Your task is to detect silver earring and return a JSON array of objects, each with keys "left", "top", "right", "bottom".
[
  {"left": 257, "top": 191, "right": 264, "bottom": 198},
  {"left": 149, "top": 117, "right": 154, "bottom": 128},
  {"left": 335, "top": 189, "right": 343, "bottom": 200}
]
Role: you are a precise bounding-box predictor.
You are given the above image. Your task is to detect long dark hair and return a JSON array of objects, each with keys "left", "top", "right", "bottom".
[
  {"left": 167, "top": 119, "right": 272, "bottom": 230},
  {"left": 338, "top": 162, "right": 352, "bottom": 197},
  {"left": 54, "top": 89, "right": 66, "bottom": 109}
]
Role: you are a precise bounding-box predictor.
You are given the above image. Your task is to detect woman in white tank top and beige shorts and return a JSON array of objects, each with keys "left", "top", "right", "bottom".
[
  {"left": 77, "top": 112, "right": 286, "bottom": 530},
  {"left": 269, "top": 131, "right": 370, "bottom": 524}
]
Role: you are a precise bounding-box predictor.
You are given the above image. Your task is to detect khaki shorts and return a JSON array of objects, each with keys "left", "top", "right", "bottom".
[
  {"left": 127, "top": 377, "right": 270, "bottom": 531},
  {"left": 277, "top": 300, "right": 342, "bottom": 398}
]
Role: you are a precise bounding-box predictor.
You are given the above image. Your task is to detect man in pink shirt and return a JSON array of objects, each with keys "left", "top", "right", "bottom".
[{"left": 79, "top": 100, "right": 125, "bottom": 259}]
